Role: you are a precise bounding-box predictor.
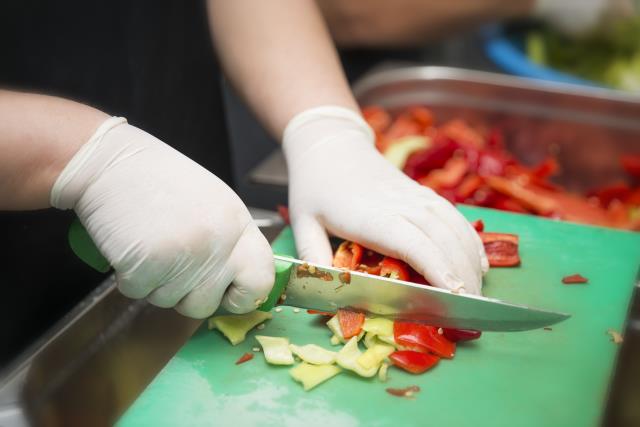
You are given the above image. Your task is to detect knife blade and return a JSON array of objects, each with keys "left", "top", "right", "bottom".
[{"left": 272, "top": 255, "right": 570, "bottom": 332}]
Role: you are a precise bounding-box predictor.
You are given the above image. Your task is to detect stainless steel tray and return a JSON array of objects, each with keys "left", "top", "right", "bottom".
[{"left": 353, "top": 66, "right": 640, "bottom": 192}]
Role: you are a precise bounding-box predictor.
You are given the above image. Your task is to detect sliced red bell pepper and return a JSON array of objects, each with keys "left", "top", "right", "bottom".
[
  {"left": 621, "top": 154, "right": 640, "bottom": 180},
  {"left": 235, "top": 352, "right": 254, "bottom": 365},
  {"left": 442, "top": 328, "right": 482, "bottom": 342},
  {"left": 418, "top": 156, "right": 468, "bottom": 190},
  {"left": 389, "top": 351, "right": 440, "bottom": 374},
  {"left": 379, "top": 257, "right": 410, "bottom": 281},
  {"left": 407, "top": 106, "right": 434, "bottom": 129},
  {"left": 456, "top": 174, "right": 484, "bottom": 200},
  {"left": 485, "top": 176, "right": 556, "bottom": 215},
  {"left": 337, "top": 309, "right": 365, "bottom": 339},
  {"left": 479, "top": 232, "right": 520, "bottom": 267},
  {"left": 393, "top": 321, "right": 456, "bottom": 359},
  {"left": 531, "top": 157, "right": 560, "bottom": 180},
  {"left": 403, "top": 139, "right": 460, "bottom": 180},
  {"left": 588, "top": 182, "right": 632, "bottom": 207},
  {"left": 439, "top": 119, "right": 484, "bottom": 149},
  {"left": 562, "top": 274, "right": 588, "bottom": 284},
  {"left": 385, "top": 115, "right": 423, "bottom": 140},
  {"left": 332, "top": 241, "right": 363, "bottom": 271},
  {"left": 362, "top": 105, "right": 391, "bottom": 135}
]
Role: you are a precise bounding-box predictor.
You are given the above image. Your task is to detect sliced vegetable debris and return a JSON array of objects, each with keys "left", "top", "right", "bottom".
[
  {"left": 235, "top": 352, "right": 254, "bottom": 365},
  {"left": 290, "top": 363, "right": 341, "bottom": 391},
  {"left": 386, "top": 385, "right": 421, "bottom": 398},
  {"left": 562, "top": 274, "right": 589, "bottom": 284},
  {"left": 479, "top": 232, "right": 521, "bottom": 267},
  {"left": 442, "top": 328, "right": 482, "bottom": 343}
]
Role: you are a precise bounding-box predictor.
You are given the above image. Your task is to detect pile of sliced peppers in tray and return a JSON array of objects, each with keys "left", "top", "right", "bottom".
[{"left": 363, "top": 105, "right": 640, "bottom": 231}]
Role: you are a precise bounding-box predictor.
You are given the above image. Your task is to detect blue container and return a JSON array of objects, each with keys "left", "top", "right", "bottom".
[{"left": 483, "top": 26, "right": 601, "bottom": 88}]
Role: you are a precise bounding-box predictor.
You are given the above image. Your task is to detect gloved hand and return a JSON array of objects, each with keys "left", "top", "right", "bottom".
[
  {"left": 51, "top": 117, "right": 274, "bottom": 318},
  {"left": 534, "top": 0, "right": 636, "bottom": 35},
  {"left": 283, "top": 107, "right": 488, "bottom": 295}
]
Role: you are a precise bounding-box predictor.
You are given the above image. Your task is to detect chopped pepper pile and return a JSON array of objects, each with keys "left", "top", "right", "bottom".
[{"left": 363, "top": 105, "right": 640, "bottom": 231}]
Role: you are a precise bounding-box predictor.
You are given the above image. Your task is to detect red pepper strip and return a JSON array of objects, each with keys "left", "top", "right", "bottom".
[
  {"left": 442, "top": 328, "right": 482, "bottom": 342},
  {"left": 385, "top": 115, "right": 423, "bottom": 140},
  {"left": 470, "top": 219, "right": 484, "bottom": 233},
  {"left": 479, "top": 232, "right": 520, "bottom": 267},
  {"left": 587, "top": 182, "right": 632, "bottom": 207},
  {"left": 362, "top": 105, "right": 391, "bottom": 135},
  {"left": 386, "top": 385, "right": 421, "bottom": 397},
  {"left": 491, "top": 197, "right": 529, "bottom": 214},
  {"left": 235, "top": 352, "right": 254, "bottom": 365},
  {"left": 485, "top": 176, "right": 556, "bottom": 215},
  {"left": 456, "top": 174, "right": 484, "bottom": 200},
  {"left": 332, "top": 241, "right": 363, "bottom": 271},
  {"left": 389, "top": 351, "right": 440, "bottom": 374},
  {"left": 337, "top": 309, "right": 366, "bottom": 339},
  {"left": 418, "top": 156, "right": 468, "bottom": 190},
  {"left": 439, "top": 119, "right": 484, "bottom": 149},
  {"left": 403, "top": 139, "right": 459, "bottom": 180},
  {"left": 531, "top": 157, "right": 559, "bottom": 180},
  {"left": 393, "top": 322, "right": 456, "bottom": 359},
  {"left": 379, "top": 257, "right": 410, "bottom": 281},
  {"left": 307, "top": 309, "right": 335, "bottom": 316},
  {"left": 621, "top": 154, "right": 640, "bottom": 180},
  {"left": 407, "top": 106, "right": 434, "bottom": 128},
  {"left": 276, "top": 205, "right": 290, "bottom": 225},
  {"left": 562, "top": 274, "right": 589, "bottom": 284}
]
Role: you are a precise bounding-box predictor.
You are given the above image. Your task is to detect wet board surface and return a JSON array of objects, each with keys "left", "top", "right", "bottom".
[{"left": 118, "top": 206, "right": 640, "bottom": 427}]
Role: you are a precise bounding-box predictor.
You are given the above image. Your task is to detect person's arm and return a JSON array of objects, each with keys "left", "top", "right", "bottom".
[
  {"left": 317, "top": 0, "right": 533, "bottom": 47},
  {"left": 207, "top": 0, "right": 488, "bottom": 294},
  {"left": 0, "top": 90, "right": 108, "bottom": 210},
  {"left": 207, "top": 0, "right": 357, "bottom": 138},
  {"left": 0, "top": 89, "right": 273, "bottom": 318}
]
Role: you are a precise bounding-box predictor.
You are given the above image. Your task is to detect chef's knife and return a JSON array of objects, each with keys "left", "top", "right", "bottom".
[{"left": 69, "top": 220, "right": 569, "bottom": 331}]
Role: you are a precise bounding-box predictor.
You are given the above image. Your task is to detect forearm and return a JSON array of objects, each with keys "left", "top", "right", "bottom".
[
  {"left": 0, "top": 90, "right": 108, "bottom": 210},
  {"left": 207, "top": 0, "right": 358, "bottom": 138},
  {"left": 318, "top": 0, "right": 535, "bottom": 47}
]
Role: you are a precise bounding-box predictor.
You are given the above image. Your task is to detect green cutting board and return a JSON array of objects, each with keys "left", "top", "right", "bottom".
[{"left": 118, "top": 206, "right": 640, "bottom": 427}]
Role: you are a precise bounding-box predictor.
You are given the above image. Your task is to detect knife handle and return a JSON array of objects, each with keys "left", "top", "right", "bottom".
[{"left": 68, "top": 218, "right": 293, "bottom": 313}]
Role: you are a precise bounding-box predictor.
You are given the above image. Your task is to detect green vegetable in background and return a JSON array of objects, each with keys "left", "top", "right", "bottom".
[{"left": 526, "top": 17, "right": 640, "bottom": 92}]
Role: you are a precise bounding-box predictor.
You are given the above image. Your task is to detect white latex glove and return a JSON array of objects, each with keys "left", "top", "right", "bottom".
[
  {"left": 51, "top": 117, "right": 274, "bottom": 318},
  {"left": 283, "top": 107, "right": 488, "bottom": 295},
  {"left": 534, "top": 0, "right": 636, "bottom": 35}
]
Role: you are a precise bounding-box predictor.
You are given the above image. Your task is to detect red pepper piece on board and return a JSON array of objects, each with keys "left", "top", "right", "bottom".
[
  {"left": 337, "top": 309, "right": 366, "bottom": 339},
  {"left": 470, "top": 219, "right": 485, "bottom": 232},
  {"left": 393, "top": 322, "right": 456, "bottom": 359},
  {"left": 235, "top": 352, "right": 254, "bottom": 365},
  {"left": 479, "top": 232, "right": 520, "bottom": 267},
  {"left": 562, "top": 274, "right": 589, "bottom": 284},
  {"left": 621, "top": 154, "right": 640, "bottom": 180},
  {"left": 442, "top": 328, "right": 482, "bottom": 342},
  {"left": 389, "top": 351, "right": 440, "bottom": 374},
  {"left": 380, "top": 257, "right": 411, "bottom": 281},
  {"left": 386, "top": 385, "right": 422, "bottom": 397},
  {"left": 332, "top": 241, "right": 364, "bottom": 271}
]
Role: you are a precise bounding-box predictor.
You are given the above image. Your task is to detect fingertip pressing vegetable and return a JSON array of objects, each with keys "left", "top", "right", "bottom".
[
  {"left": 289, "top": 344, "right": 337, "bottom": 365},
  {"left": 562, "top": 274, "right": 589, "bottom": 284},
  {"left": 389, "top": 351, "right": 440, "bottom": 374},
  {"left": 289, "top": 363, "right": 342, "bottom": 391},
  {"left": 337, "top": 309, "right": 366, "bottom": 339},
  {"left": 208, "top": 311, "right": 273, "bottom": 345},
  {"left": 255, "top": 335, "right": 294, "bottom": 365},
  {"left": 336, "top": 337, "right": 378, "bottom": 378}
]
